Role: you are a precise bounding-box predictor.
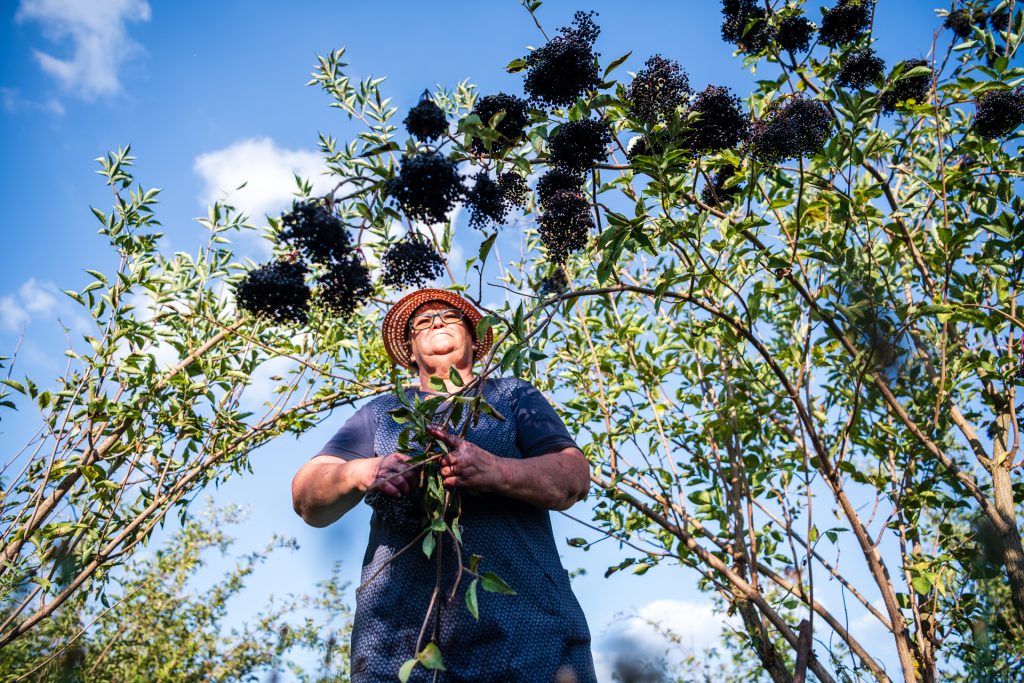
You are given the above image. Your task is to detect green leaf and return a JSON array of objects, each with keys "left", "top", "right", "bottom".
[
  {"left": 476, "top": 315, "right": 497, "bottom": 341},
  {"left": 479, "top": 400, "right": 506, "bottom": 422},
  {"left": 603, "top": 51, "right": 632, "bottom": 77},
  {"left": 449, "top": 366, "right": 465, "bottom": 387},
  {"left": 505, "top": 57, "right": 528, "bottom": 73},
  {"left": 911, "top": 574, "right": 932, "bottom": 595},
  {"left": 567, "top": 537, "right": 587, "bottom": 547},
  {"left": 398, "top": 658, "right": 417, "bottom": 682},
  {"left": 389, "top": 407, "right": 411, "bottom": 424},
  {"left": 417, "top": 642, "right": 446, "bottom": 670},
  {"left": 1, "top": 379, "right": 25, "bottom": 394},
  {"left": 478, "top": 232, "right": 497, "bottom": 264},
  {"left": 480, "top": 571, "right": 516, "bottom": 595},
  {"left": 422, "top": 532, "right": 436, "bottom": 558},
  {"left": 428, "top": 376, "right": 446, "bottom": 392},
  {"left": 465, "top": 578, "right": 479, "bottom": 620}
]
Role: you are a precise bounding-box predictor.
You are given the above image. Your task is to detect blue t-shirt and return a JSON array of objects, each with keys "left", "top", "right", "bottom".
[{"left": 318, "top": 376, "right": 596, "bottom": 683}]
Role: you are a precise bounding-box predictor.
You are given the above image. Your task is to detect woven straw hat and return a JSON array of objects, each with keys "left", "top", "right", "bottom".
[{"left": 381, "top": 288, "right": 493, "bottom": 368}]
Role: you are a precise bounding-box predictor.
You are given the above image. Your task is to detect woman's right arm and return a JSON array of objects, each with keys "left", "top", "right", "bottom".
[{"left": 291, "top": 453, "right": 415, "bottom": 528}]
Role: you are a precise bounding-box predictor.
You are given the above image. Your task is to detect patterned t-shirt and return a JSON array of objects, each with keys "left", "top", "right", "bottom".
[{"left": 318, "top": 376, "right": 596, "bottom": 683}]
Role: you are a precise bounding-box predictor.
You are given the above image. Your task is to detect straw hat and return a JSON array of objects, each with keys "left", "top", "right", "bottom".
[{"left": 381, "top": 288, "right": 493, "bottom": 368}]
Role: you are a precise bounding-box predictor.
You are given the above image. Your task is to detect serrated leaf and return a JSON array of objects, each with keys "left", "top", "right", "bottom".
[
  {"left": 603, "top": 51, "right": 632, "bottom": 77},
  {"left": 479, "top": 233, "right": 497, "bottom": 264},
  {"left": 449, "top": 366, "right": 464, "bottom": 387},
  {"left": 480, "top": 571, "right": 516, "bottom": 595}
]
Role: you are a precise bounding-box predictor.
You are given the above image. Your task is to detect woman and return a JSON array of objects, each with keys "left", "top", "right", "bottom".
[{"left": 291, "top": 288, "right": 596, "bottom": 682}]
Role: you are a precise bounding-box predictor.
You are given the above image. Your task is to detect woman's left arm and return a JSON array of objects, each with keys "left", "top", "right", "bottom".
[{"left": 426, "top": 426, "right": 590, "bottom": 510}]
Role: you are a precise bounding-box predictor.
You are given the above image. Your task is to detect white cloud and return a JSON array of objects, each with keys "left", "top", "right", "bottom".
[
  {"left": 16, "top": 0, "right": 151, "bottom": 100},
  {"left": 193, "top": 138, "right": 336, "bottom": 226},
  {"left": 0, "top": 87, "right": 64, "bottom": 115},
  {"left": 0, "top": 278, "right": 61, "bottom": 332}
]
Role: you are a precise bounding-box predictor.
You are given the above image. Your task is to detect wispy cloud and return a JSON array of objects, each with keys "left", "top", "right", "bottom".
[
  {"left": 193, "top": 138, "right": 335, "bottom": 228},
  {"left": 0, "top": 87, "right": 64, "bottom": 115},
  {"left": 0, "top": 278, "right": 60, "bottom": 332},
  {"left": 15, "top": 0, "right": 151, "bottom": 100}
]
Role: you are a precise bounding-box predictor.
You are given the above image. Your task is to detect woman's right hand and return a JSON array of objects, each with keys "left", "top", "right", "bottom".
[{"left": 363, "top": 452, "right": 418, "bottom": 497}]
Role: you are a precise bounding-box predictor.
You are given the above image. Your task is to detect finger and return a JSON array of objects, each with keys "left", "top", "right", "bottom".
[
  {"left": 379, "top": 480, "right": 402, "bottom": 497},
  {"left": 426, "top": 426, "right": 462, "bottom": 449}
]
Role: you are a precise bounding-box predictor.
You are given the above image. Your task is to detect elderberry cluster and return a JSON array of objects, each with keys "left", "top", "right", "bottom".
[
  {"left": 548, "top": 119, "right": 612, "bottom": 172},
  {"left": 385, "top": 152, "right": 464, "bottom": 225},
  {"left": 536, "top": 167, "right": 585, "bottom": 207},
  {"left": 236, "top": 260, "right": 311, "bottom": 324},
  {"left": 686, "top": 85, "right": 751, "bottom": 156},
  {"left": 701, "top": 165, "right": 741, "bottom": 207},
  {"left": 538, "top": 268, "right": 569, "bottom": 296},
  {"left": 990, "top": 7, "right": 1018, "bottom": 32},
  {"left": 974, "top": 89, "right": 1024, "bottom": 139},
  {"left": 944, "top": 7, "right": 986, "bottom": 39},
  {"left": 279, "top": 200, "right": 351, "bottom": 264},
  {"left": 365, "top": 490, "right": 425, "bottom": 532},
  {"left": 880, "top": 59, "right": 932, "bottom": 113},
  {"left": 538, "top": 190, "right": 593, "bottom": 264},
  {"left": 777, "top": 15, "right": 815, "bottom": 53},
  {"left": 404, "top": 97, "right": 447, "bottom": 143},
  {"left": 465, "top": 171, "right": 528, "bottom": 230},
  {"left": 819, "top": 0, "right": 875, "bottom": 47},
  {"left": 627, "top": 55, "right": 691, "bottom": 126},
  {"left": 836, "top": 48, "right": 885, "bottom": 90},
  {"left": 380, "top": 236, "right": 445, "bottom": 289},
  {"left": 469, "top": 93, "right": 531, "bottom": 153},
  {"left": 720, "top": 0, "right": 773, "bottom": 53},
  {"left": 751, "top": 97, "right": 832, "bottom": 165},
  {"left": 317, "top": 254, "right": 374, "bottom": 320},
  {"left": 522, "top": 11, "right": 601, "bottom": 108}
]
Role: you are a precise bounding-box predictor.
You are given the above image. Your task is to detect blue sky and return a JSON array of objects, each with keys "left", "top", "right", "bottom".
[{"left": 0, "top": 1, "right": 962, "bottom": 680}]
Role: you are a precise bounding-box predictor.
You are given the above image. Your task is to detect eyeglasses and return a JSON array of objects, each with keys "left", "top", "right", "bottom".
[{"left": 408, "top": 308, "right": 466, "bottom": 332}]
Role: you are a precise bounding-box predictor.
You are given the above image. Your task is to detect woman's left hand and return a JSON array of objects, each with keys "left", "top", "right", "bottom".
[{"left": 426, "top": 425, "right": 506, "bottom": 491}]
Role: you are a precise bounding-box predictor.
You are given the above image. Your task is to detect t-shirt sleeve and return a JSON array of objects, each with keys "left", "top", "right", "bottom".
[
  {"left": 316, "top": 403, "right": 377, "bottom": 460},
  {"left": 513, "top": 381, "right": 579, "bottom": 459}
]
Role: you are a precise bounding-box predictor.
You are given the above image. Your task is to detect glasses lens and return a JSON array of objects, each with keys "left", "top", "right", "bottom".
[
  {"left": 409, "top": 309, "right": 462, "bottom": 332},
  {"left": 410, "top": 314, "right": 433, "bottom": 331},
  {"left": 440, "top": 310, "right": 463, "bottom": 324}
]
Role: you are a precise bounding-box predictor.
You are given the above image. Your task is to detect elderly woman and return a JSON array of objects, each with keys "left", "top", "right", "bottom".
[{"left": 291, "top": 288, "right": 595, "bottom": 683}]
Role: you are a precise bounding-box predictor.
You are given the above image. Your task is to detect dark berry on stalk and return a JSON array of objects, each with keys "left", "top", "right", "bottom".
[
  {"left": 499, "top": 171, "right": 528, "bottom": 209},
  {"left": 536, "top": 167, "right": 585, "bottom": 208},
  {"left": 538, "top": 268, "right": 569, "bottom": 296},
  {"left": 880, "top": 59, "right": 932, "bottom": 113},
  {"left": 627, "top": 55, "right": 691, "bottom": 126},
  {"left": 538, "top": 190, "right": 593, "bottom": 264},
  {"left": 627, "top": 129, "right": 673, "bottom": 160},
  {"left": 466, "top": 172, "right": 508, "bottom": 230},
  {"left": 523, "top": 11, "right": 601, "bottom": 108},
  {"left": 365, "top": 490, "right": 425, "bottom": 532},
  {"left": 279, "top": 201, "right": 351, "bottom": 265},
  {"left": 751, "top": 97, "right": 833, "bottom": 165},
  {"left": 686, "top": 85, "right": 751, "bottom": 156},
  {"left": 548, "top": 119, "right": 612, "bottom": 172},
  {"left": 404, "top": 96, "right": 447, "bottom": 143},
  {"left": 721, "top": 0, "right": 774, "bottom": 53},
  {"left": 945, "top": 8, "right": 985, "bottom": 39},
  {"left": 989, "top": 7, "right": 1017, "bottom": 32},
  {"left": 469, "top": 93, "right": 530, "bottom": 153},
  {"left": 974, "top": 88, "right": 1024, "bottom": 138},
  {"left": 701, "top": 165, "right": 741, "bottom": 207},
  {"left": 236, "top": 260, "right": 310, "bottom": 324},
  {"left": 777, "top": 15, "right": 815, "bottom": 53},
  {"left": 836, "top": 48, "right": 885, "bottom": 90},
  {"left": 380, "top": 235, "right": 445, "bottom": 289},
  {"left": 819, "top": 0, "right": 875, "bottom": 47},
  {"left": 316, "top": 254, "right": 373, "bottom": 320},
  {"left": 385, "top": 152, "right": 464, "bottom": 225}
]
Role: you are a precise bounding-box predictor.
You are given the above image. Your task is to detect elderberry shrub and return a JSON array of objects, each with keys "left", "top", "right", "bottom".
[
  {"left": 523, "top": 11, "right": 601, "bottom": 109},
  {"left": 880, "top": 59, "right": 932, "bottom": 114},
  {"left": 720, "top": 0, "right": 773, "bottom": 53},
  {"left": 385, "top": 152, "right": 464, "bottom": 225},
  {"left": 627, "top": 55, "right": 691, "bottom": 126},
  {"left": 404, "top": 97, "right": 447, "bottom": 143},
  {"left": 686, "top": 85, "right": 751, "bottom": 156},
  {"left": 538, "top": 268, "right": 569, "bottom": 296},
  {"left": 836, "top": 48, "right": 885, "bottom": 90},
  {"left": 466, "top": 172, "right": 507, "bottom": 229},
  {"left": 945, "top": 8, "right": 985, "bottom": 39},
  {"left": 701, "top": 165, "right": 741, "bottom": 207},
  {"left": 538, "top": 190, "right": 593, "bottom": 264},
  {"left": 380, "top": 236, "right": 444, "bottom": 289},
  {"left": 751, "top": 97, "right": 833, "bottom": 165},
  {"left": 777, "top": 15, "right": 815, "bottom": 53},
  {"left": 819, "top": 0, "right": 875, "bottom": 47},
  {"left": 236, "top": 260, "right": 310, "bottom": 324},
  {"left": 498, "top": 171, "right": 528, "bottom": 209},
  {"left": 536, "top": 167, "right": 585, "bottom": 208},
  {"left": 548, "top": 119, "right": 612, "bottom": 172},
  {"left": 974, "top": 89, "right": 1024, "bottom": 139},
  {"left": 279, "top": 201, "right": 351, "bottom": 265},
  {"left": 469, "top": 93, "right": 530, "bottom": 153},
  {"left": 316, "top": 254, "right": 374, "bottom": 320}
]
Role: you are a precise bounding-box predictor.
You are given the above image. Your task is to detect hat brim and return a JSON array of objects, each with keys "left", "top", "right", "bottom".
[{"left": 381, "top": 288, "right": 494, "bottom": 368}]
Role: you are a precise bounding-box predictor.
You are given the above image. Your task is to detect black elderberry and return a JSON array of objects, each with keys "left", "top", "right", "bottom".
[
  {"left": 385, "top": 152, "right": 465, "bottom": 225},
  {"left": 819, "top": 0, "right": 875, "bottom": 47},
  {"left": 466, "top": 172, "right": 508, "bottom": 230},
  {"left": 880, "top": 59, "right": 932, "bottom": 114},
  {"left": 538, "top": 268, "right": 569, "bottom": 296},
  {"left": 685, "top": 85, "right": 751, "bottom": 156},
  {"left": 751, "top": 97, "right": 833, "bottom": 165},
  {"left": 498, "top": 171, "right": 528, "bottom": 209},
  {"left": 627, "top": 55, "right": 691, "bottom": 126},
  {"left": 469, "top": 93, "right": 531, "bottom": 153},
  {"left": 701, "top": 165, "right": 741, "bottom": 207},
  {"left": 721, "top": 0, "right": 774, "bottom": 53},
  {"left": 365, "top": 490, "right": 425, "bottom": 532},
  {"left": 236, "top": 260, "right": 310, "bottom": 324},
  {"left": 536, "top": 167, "right": 585, "bottom": 208},
  {"left": 974, "top": 88, "right": 1024, "bottom": 138},
  {"left": 279, "top": 201, "right": 351, "bottom": 265},
  {"left": 836, "top": 48, "right": 885, "bottom": 90},
  {"left": 380, "top": 236, "right": 445, "bottom": 289},
  {"left": 316, "top": 254, "right": 374, "bottom": 320},
  {"left": 404, "top": 96, "right": 447, "bottom": 143},
  {"left": 548, "top": 119, "right": 612, "bottom": 172},
  {"left": 777, "top": 15, "right": 815, "bottom": 53},
  {"left": 989, "top": 7, "right": 1017, "bottom": 32},
  {"left": 944, "top": 8, "right": 985, "bottom": 39},
  {"left": 523, "top": 11, "right": 602, "bottom": 109},
  {"left": 538, "top": 190, "right": 593, "bottom": 264}
]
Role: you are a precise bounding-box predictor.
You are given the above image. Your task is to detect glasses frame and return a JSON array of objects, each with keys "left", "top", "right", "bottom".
[{"left": 407, "top": 308, "right": 467, "bottom": 334}]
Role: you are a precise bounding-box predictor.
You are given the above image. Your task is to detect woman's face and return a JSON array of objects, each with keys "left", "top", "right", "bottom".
[{"left": 407, "top": 301, "right": 474, "bottom": 368}]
